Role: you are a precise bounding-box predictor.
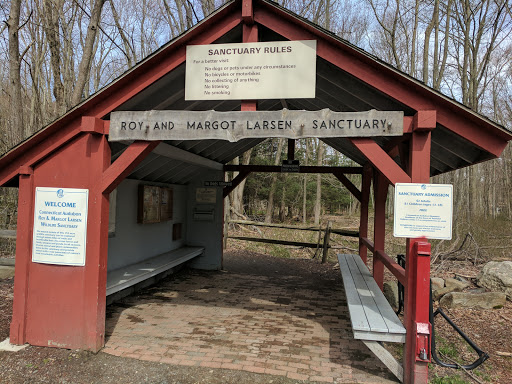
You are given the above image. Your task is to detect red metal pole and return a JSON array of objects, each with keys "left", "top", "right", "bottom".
[
  {"left": 358, "top": 166, "right": 372, "bottom": 264},
  {"left": 403, "top": 111, "right": 435, "bottom": 384}
]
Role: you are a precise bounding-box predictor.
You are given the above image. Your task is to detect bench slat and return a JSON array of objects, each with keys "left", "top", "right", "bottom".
[
  {"left": 338, "top": 254, "right": 406, "bottom": 343},
  {"left": 106, "top": 246, "right": 204, "bottom": 296},
  {"left": 351, "top": 254, "right": 406, "bottom": 336},
  {"left": 345, "top": 255, "right": 389, "bottom": 333},
  {"left": 338, "top": 255, "right": 372, "bottom": 332}
]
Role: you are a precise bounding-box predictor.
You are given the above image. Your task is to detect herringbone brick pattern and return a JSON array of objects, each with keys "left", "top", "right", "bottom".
[{"left": 103, "top": 255, "right": 397, "bottom": 383}]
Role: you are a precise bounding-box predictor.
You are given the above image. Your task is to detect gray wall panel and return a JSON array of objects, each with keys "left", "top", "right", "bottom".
[
  {"left": 186, "top": 169, "right": 224, "bottom": 270},
  {"left": 107, "top": 179, "right": 187, "bottom": 271}
]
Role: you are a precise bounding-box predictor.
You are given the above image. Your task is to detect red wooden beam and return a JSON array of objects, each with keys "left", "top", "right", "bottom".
[
  {"left": 241, "top": 18, "right": 258, "bottom": 111},
  {"left": 9, "top": 170, "right": 34, "bottom": 345},
  {"left": 253, "top": 4, "right": 511, "bottom": 156},
  {"left": 372, "top": 173, "right": 388, "bottom": 289},
  {"left": 242, "top": 0, "right": 254, "bottom": 25},
  {"left": 375, "top": 250, "right": 406, "bottom": 285},
  {"left": 101, "top": 141, "right": 160, "bottom": 194},
  {"left": 80, "top": 116, "right": 106, "bottom": 134},
  {"left": 0, "top": 124, "right": 83, "bottom": 187},
  {"left": 350, "top": 138, "right": 411, "bottom": 185},
  {"left": 414, "top": 110, "right": 436, "bottom": 131},
  {"left": 359, "top": 236, "right": 374, "bottom": 253},
  {"left": 403, "top": 116, "right": 414, "bottom": 134},
  {"left": 358, "top": 165, "right": 372, "bottom": 263},
  {"left": 403, "top": 114, "right": 433, "bottom": 383}
]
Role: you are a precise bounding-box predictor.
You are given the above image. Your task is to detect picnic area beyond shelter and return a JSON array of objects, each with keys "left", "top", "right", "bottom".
[{"left": 0, "top": 1, "right": 511, "bottom": 383}]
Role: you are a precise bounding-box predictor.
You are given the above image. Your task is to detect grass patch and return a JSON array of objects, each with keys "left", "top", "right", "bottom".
[
  {"left": 430, "top": 374, "right": 470, "bottom": 384},
  {"left": 269, "top": 244, "right": 291, "bottom": 259},
  {"left": 436, "top": 336, "right": 458, "bottom": 359}
]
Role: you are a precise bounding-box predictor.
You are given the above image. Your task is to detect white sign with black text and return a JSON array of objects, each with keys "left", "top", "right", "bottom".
[
  {"left": 185, "top": 40, "right": 317, "bottom": 100},
  {"left": 32, "top": 187, "right": 89, "bottom": 266},
  {"left": 394, "top": 183, "right": 453, "bottom": 240}
]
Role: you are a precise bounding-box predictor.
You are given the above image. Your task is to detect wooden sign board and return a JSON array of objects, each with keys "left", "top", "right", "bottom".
[
  {"left": 109, "top": 109, "right": 404, "bottom": 142},
  {"left": 185, "top": 41, "right": 316, "bottom": 100},
  {"left": 137, "top": 185, "right": 173, "bottom": 224}
]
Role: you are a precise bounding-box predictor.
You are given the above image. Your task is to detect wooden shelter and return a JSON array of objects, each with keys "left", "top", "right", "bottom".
[{"left": 1, "top": 0, "right": 511, "bottom": 383}]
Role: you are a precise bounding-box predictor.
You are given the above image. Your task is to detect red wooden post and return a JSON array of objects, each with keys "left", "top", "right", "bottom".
[
  {"left": 10, "top": 132, "right": 111, "bottom": 351},
  {"left": 358, "top": 166, "right": 371, "bottom": 264},
  {"left": 372, "top": 172, "right": 388, "bottom": 289},
  {"left": 10, "top": 167, "right": 34, "bottom": 344},
  {"left": 403, "top": 111, "right": 435, "bottom": 384},
  {"left": 241, "top": 5, "right": 258, "bottom": 112}
]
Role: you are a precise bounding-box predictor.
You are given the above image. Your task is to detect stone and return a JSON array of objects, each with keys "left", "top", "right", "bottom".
[
  {"left": 383, "top": 281, "right": 399, "bottom": 309},
  {"left": 432, "top": 284, "right": 463, "bottom": 301},
  {"left": 431, "top": 277, "right": 445, "bottom": 291},
  {"left": 0, "top": 338, "right": 27, "bottom": 352},
  {"left": 440, "top": 292, "right": 507, "bottom": 310},
  {"left": 477, "top": 261, "right": 512, "bottom": 301},
  {"left": 0, "top": 266, "right": 15, "bottom": 280},
  {"left": 454, "top": 276, "right": 470, "bottom": 285},
  {"left": 466, "top": 288, "right": 486, "bottom": 294},
  {"left": 445, "top": 277, "right": 470, "bottom": 291}
]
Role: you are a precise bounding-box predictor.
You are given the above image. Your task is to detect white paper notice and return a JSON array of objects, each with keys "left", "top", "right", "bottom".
[
  {"left": 394, "top": 183, "right": 453, "bottom": 240},
  {"left": 32, "top": 187, "right": 89, "bottom": 266},
  {"left": 185, "top": 40, "right": 316, "bottom": 100}
]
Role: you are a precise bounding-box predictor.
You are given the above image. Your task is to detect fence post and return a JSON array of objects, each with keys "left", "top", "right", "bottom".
[{"left": 321, "top": 221, "right": 332, "bottom": 264}]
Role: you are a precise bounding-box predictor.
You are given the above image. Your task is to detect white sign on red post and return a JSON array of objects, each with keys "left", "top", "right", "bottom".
[
  {"left": 32, "top": 187, "right": 89, "bottom": 266},
  {"left": 393, "top": 183, "right": 453, "bottom": 240}
]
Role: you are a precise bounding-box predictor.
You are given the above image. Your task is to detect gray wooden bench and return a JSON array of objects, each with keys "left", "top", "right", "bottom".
[
  {"left": 106, "top": 246, "right": 204, "bottom": 297},
  {"left": 338, "top": 254, "right": 406, "bottom": 382}
]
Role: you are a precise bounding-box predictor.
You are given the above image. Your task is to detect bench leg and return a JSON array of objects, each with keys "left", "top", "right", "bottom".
[{"left": 363, "top": 341, "right": 403, "bottom": 383}]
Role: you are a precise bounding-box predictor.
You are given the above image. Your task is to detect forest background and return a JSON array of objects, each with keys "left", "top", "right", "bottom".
[{"left": 1, "top": 0, "right": 512, "bottom": 260}]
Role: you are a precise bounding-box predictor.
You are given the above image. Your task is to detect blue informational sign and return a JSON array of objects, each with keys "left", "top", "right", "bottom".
[
  {"left": 32, "top": 187, "right": 89, "bottom": 266},
  {"left": 393, "top": 183, "right": 453, "bottom": 240}
]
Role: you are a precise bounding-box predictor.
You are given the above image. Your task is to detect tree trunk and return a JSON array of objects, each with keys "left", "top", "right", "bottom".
[
  {"left": 71, "top": 0, "right": 106, "bottom": 106},
  {"left": 43, "top": 0, "right": 66, "bottom": 114},
  {"left": 231, "top": 148, "right": 253, "bottom": 217},
  {"left": 265, "top": 139, "right": 285, "bottom": 223},
  {"left": 314, "top": 140, "right": 324, "bottom": 225},
  {"left": 279, "top": 174, "right": 287, "bottom": 222},
  {"left": 302, "top": 138, "right": 310, "bottom": 224},
  {"left": 7, "top": 0, "right": 24, "bottom": 145}
]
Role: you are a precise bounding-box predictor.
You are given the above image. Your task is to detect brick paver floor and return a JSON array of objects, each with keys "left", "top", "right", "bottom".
[{"left": 103, "top": 252, "right": 398, "bottom": 383}]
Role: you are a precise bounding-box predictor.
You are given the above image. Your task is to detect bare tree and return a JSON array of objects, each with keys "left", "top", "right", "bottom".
[
  {"left": 71, "top": 0, "right": 106, "bottom": 105},
  {"left": 265, "top": 138, "right": 285, "bottom": 223},
  {"left": 314, "top": 139, "right": 324, "bottom": 225},
  {"left": 6, "top": 0, "right": 24, "bottom": 144}
]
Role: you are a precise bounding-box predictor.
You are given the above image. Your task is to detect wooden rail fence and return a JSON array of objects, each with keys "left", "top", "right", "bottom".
[{"left": 227, "top": 219, "right": 359, "bottom": 263}]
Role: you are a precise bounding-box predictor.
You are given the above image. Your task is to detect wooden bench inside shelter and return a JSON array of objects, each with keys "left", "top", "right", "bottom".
[
  {"left": 338, "top": 253, "right": 406, "bottom": 382},
  {"left": 106, "top": 246, "right": 204, "bottom": 302}
]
